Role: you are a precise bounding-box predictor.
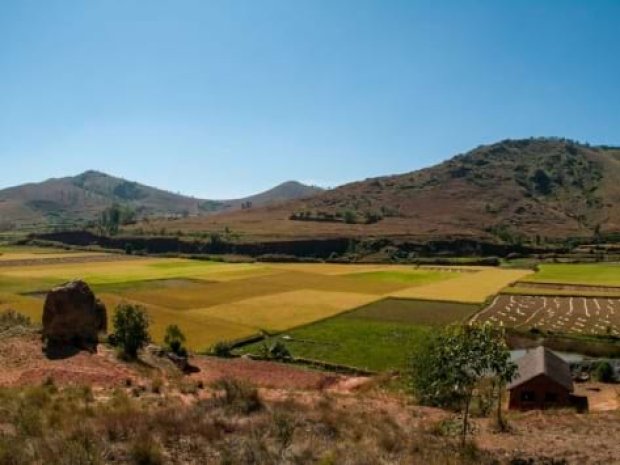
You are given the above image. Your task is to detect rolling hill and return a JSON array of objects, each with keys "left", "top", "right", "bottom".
[
  {"left": 0, "top": 171, "right": 322, "bottom": 229},
  {"left": 134, "top": 138, "right": 620, "bottom": 242}
]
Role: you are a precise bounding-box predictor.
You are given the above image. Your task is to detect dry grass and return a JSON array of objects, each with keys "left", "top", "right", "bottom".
[{"left": 390, "top": 269, "right": 533, "bottom": 303}]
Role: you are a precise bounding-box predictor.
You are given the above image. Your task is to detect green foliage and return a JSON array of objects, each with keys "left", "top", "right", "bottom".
[
  {"left": 98, "top": 203, "right": 136, "bottom": 235},
  {"left": 163, "top": 324, "right": 187, "bottom": 356},
  {"left": 594, "top": 361, "right": 615, "bottom": 383},
  {"left": 531, "top": 168, "right": 553, "bottom": 195},
  {"left": 211, "top": 341, "right": 233, "bottom": 357},
  {"left": 112, "top": 304, "right": 151, "bottom": 360},
  {"left": 258, "top": 340, "right": 291, "bottom": 360},
  {"left": 408, "top": 323, "right": 516, "bottom": 445},
  {"left": 343, "top": 210, "right": 357, "bottom": 224}
]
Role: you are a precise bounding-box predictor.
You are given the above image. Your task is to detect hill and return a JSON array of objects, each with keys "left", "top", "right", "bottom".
[
  {"left": 136, "top": 138, "right": 620, "bottom": 242},
  {"left": 0, "top": 171, "right": 322, "bottom": 230}
]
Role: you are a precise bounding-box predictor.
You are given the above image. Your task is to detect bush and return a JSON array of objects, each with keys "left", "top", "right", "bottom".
[
  {"left": 112, "top": 304, "right": 151, "bottom": 360},
  {"left": 130, "top": 436, "right": 163, "bottom": 465},
  {"left": 163, "top": 324, "right": 187, "bottom": 356},
  {"left": 210, "top": 341, "right": 233, "bottom": 357},
  {"left": 594, "top": 361, "right": 615, "bottom": 383},
  {"left": 0, "top": 309, "right": 32, "bottom": 328},
  {"left": 213, "top": 379, "right": 262, "bottom": 414},
  {"left": 259, "top": 340, "right": 291, "bottom": 361}
]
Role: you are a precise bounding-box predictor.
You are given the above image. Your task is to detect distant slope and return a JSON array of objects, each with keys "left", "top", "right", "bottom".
[
  {"left": 0, "top": 171, "right": 322, "bottom": 229},
  {"left": 137, "top": 138, "right": 620, "bottom": 242}
]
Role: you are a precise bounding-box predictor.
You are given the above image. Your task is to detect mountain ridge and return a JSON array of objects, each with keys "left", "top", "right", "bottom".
[
  {"left": 0, "top": 170, "right": 323, "bottom": 228},
  {"left": 130, "top": 138, "right": 620, "bottom": 242}
]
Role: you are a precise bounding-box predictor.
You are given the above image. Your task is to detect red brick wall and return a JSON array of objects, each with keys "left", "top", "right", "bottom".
[{"left": 508, "top": 374, "right": 571, "bottom": 410}]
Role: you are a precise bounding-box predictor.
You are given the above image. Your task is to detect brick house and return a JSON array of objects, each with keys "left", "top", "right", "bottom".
[{"left": 508, "top": 346, "right": 574, "bottom": 410}]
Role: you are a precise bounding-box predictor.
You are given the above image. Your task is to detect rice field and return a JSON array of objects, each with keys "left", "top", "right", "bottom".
[
  {"left": 389, "top": 268, "right": 533, "bottom": 303},
  {"left": 4, "top": 245, "right": 616, "bottom": 354},
  {"left": 521, "top": 263, "right": 620, "bottom": 286},
  {"left": 472, "top": 294, "right": 620, "bottom": 337},
  {"left": 0, "top": 247, "right": 467, "bottom": 350},
  {"left": 240, "top": 298, "right": 479, "bottom": 371}
]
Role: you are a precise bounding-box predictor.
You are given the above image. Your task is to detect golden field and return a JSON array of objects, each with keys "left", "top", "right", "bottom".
[
  {"left": 389, "top": 268, "right": 534, "bottom": 303},
  {"left": 0, "top": 247, "right": 467, "bottom": 350}
]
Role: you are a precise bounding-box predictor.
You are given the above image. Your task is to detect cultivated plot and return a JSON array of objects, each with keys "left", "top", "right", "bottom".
[
  {"left": 472, "top": 294, "right": 620, "bottom": 336},
  {"left": 241, "top": 298, "right": 478, "bottom": 371},
  {"left": 0, "top": 247, "right": 463, "bottom": 350},
  {"left": 521, "top": 263, "right": 620, "bottom": 287},
  {"left": 389, "top": 268, "right": 533, "bottom": 303}
]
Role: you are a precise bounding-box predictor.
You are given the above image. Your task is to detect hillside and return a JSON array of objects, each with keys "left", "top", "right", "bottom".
[
  {"left": 0, "top": 171, "right": 322, "bottom": 229},
  {"left": 136, "top": 138, "right": 620, "bottom": 242}
]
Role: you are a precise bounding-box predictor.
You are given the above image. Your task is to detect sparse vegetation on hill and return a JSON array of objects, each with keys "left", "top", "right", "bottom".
[
  {"left": 132, "top": 138, "right": 620, "bottom": 245},
  {"left": 0, "top": 171, "right": 322, "bottom": 231}
]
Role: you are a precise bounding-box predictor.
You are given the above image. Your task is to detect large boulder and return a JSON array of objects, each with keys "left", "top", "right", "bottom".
[{"left": 42, "top": 280, "right": 107, "bottom": 348}]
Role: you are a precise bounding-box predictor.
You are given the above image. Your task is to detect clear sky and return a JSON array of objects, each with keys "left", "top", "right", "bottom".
[{"left": 1, "top": 1, "right": 619, "bottom": 198}]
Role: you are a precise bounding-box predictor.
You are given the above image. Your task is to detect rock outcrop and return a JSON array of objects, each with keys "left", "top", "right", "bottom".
[{"left": 42, "top": 280, "right": 107, "bottom": 348}]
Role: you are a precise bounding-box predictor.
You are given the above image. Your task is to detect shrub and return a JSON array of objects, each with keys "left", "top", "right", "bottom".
[
  {"left": 259, "top": 340, "right": 291, "bottom": 361},
  {"left": 130, "top": 436, "right": 163, "bottom": 465},
  {"left": 594, "top": 361, "right": 615, "bottom": 383},
  {"left": 112, "top": 304, "right": 151, "bottom": 360},
  {"left": 213, "top": 379, "right": 262, "bottom": 414},
  {"left": 0, "top": 309, "right": 32, "bottom": 331},
  {"left": 163, "top": 324, "right": 187, "bottom": 356},
  {"left": 210, "top": 341, "right": 232, "bottom": 358}
]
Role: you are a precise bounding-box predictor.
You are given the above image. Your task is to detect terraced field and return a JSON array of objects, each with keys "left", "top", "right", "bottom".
[
  {"left": 472, "top": 295, "right": 620, "bottom": 336},
  {"left": 473, "top": 263, "right": 620, "bottom": 337}
]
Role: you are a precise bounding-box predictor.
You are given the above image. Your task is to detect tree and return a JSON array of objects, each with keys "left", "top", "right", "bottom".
[
  {"left": 112, "top": 304, "right": 150, "bottom": 359},
  {"left": 409, "top": 323, "right": 516, "bottom": 446},
  {"left": 164, "top": 324, "right": 187, "bottom": 356},
  {"left": 343, "top": 210, "right": 357, "bottom": 224},
  {"left": 531, "top": 169, "right": 552, "bottom": 195},
  {"left": 594, "top": 361, "right": 615, "bottom": 383}
]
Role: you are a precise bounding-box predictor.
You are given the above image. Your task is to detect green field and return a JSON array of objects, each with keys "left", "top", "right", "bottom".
[
  {"left": 240, "top": 298, "right": 478, "bottom": 371},
  {"left": 521, "top": 263, "right": 620, "bottom": 286},
  {"left": 0, "top": 247, "right": 463, "bottom": 351}
]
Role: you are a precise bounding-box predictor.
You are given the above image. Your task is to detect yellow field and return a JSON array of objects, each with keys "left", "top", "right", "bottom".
[
  {"left": 1, "top": 247, "right": 469, "bottom": 350},
  {"left": 193, "top": 290, "right": 380, "bottom": 332},
  {"left": 0, "top": 246, "right": 539, "bottom": 350},
  {"left": 389, "top": 268, "right": 533, "bottom": 303}
]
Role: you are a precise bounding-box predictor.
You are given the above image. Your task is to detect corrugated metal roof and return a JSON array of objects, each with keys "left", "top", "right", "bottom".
[{"left": 508, "top": 346, "right": 573, "bottom": 391}]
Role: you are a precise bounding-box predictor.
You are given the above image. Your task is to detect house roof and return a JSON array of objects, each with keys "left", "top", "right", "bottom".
[{"left": 508, "top": 346, "right": 573, "bottom": 392}]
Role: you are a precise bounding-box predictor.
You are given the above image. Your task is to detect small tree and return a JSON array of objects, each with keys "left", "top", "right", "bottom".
[
  {"left": 112, "top": 303, "right": 150, "bottom": 360},
  {"left": 594, "top": 361, "right": 615, "bottom": 383},
  {"left": 409, "top": 323, "right": 516, "bottom": 446},
  {"left": 164, "top": 324, "right": 187, "bottom": 356}
]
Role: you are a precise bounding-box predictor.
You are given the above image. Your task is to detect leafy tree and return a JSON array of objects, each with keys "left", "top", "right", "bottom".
[
  {"left": 594, "top": 361, "right": 615, "bottom": 383},
  {"left": 531, "top": 169, "right": 552, "bottom": 195},
  {"left": 409, "top": 324, "right": 516, "bottom": 445},
  {"left": 343, "top": 210, "right": 357, "bottom": 224},
  {"left": 164, "top": 324, "right": 187, "bottom": 356},
  {"left": 112, "top": 304, "right": 151, "bottom": 360},
  {"left": 98, "top": 203, "right": 136, "bottom": 235}
]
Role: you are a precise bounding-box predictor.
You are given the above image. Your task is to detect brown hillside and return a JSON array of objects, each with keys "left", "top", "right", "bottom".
[
  {"left": 136, "top": 139, "right": 620, "bottom": 242},
  {"left": 0, "top": 171, "right": 321, "bottom": 229}
]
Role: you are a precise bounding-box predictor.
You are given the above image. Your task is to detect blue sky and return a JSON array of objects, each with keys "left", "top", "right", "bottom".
[{"left": 1, "top": 1, "right": 619, "bottom": 198}]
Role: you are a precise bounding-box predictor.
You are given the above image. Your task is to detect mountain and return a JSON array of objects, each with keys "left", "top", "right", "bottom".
[
  {"left": 139, "top": 138, "right": 620, "bottom": 242},
  {"left": 0, "top": 171, "right": 323, "bottom": 229}
]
